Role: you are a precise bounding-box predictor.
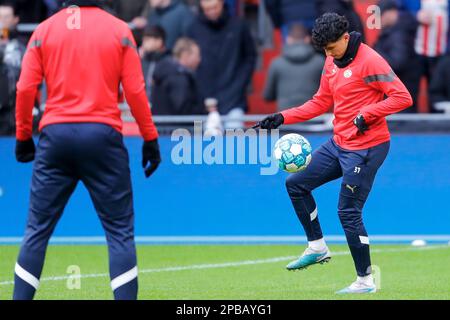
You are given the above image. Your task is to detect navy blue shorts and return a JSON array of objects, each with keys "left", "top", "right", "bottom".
[{"left": 286, "top": 137, "right": 390, "bottom": 214}]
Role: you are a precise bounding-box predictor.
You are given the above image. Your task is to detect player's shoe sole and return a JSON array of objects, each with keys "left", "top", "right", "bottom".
[
  {"left": 335, "top": 286, "right": 377, "bottom": 294},
  {"left": 286, "top": 249, "right": 331, "bottom": 271}
]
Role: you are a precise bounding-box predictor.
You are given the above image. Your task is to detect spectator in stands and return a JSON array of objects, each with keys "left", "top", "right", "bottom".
[
  {"left": 14, "top": 0, "right": 49, "bottom": 22},
  {"left": 101, "top": 1, "right": 120, "bottom": 15},
  {"left": 112, "top": 0, "right": 148, "bottom": 22},
  {"left": 140, "top": 25, "right": 169, "bottom": 100},
  {"left": 187, "top": 0, "right": 256, "bottom": 128},
  {"left": 429, "top": 54, "right": 450, "bottom": 113},
  {"left": 263, "top": 0, "right": 317, "bottom": 37},
  {"left": 42, "top": 0, "right": 63, "bottom": 16},
  {"left": 400, "top": 0, "right": 449, "bottom": 83},
  {"left": 0, "top": 1, "right": 26, "bottom": 135},
  {"left": 101, "top": 1, "right": 149, "bottom": 47},
  {"left": 143, "top": 0, "right": 194, "bottom": 50},
  {"left": 316, "top": 0, "right": 366, "bottom": 42},
  {"left": 151, "top": 37, "right": 205, "bottom": 115},
  {"left": 0, "top": 1, "right": 26, "bottom": 71},
  {"left": 264, "top": 23, "right": 324, "bottom": 111},
  {"left": 374, "top": 0, "right": 421, "bottom": 112},
  {"left": 0, "top": 45, "right": 15, "bottom": 135},
  {"left": 225, "top": 0, "right": 237, "bottom": 15}
]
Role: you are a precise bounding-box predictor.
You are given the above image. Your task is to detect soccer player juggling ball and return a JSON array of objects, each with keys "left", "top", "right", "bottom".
[
  {"left": 14, "top": 0, "right": 161, "bottom": 300},
  {"left": 257, "top": 13, "right": 412, "bottom": 294}
]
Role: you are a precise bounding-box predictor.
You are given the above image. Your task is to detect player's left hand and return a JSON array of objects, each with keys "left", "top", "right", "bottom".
[
  {"left": 15, "top": 139, "right": 36, "bottom": 163},
  {"left": 353, "top": 114, "right": 369, "bottom": 134},
  {"left": 142, "top": 139, "right": 161, "bottom": 178}
]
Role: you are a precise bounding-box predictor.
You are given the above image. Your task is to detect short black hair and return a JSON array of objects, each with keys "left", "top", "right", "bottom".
[
  {"left": 0, "top": 1, "right": 19, "bottom": 16},
  {"left": 312, "top": 12, "right": 349, "bottom": 49},
  {"left": 144, "top": 25, "right": 166, "bottom": 44}
]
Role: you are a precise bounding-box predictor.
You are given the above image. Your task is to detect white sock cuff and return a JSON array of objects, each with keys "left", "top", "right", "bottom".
[
  {"left": 357, "top": 274, "right": 374, "bottom": 284},
  {"left": 308, "top": 238, "right": 327, "bottom": 251}
]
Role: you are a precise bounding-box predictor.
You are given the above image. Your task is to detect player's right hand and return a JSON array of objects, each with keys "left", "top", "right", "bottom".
[
  {"left": 15, "top": 139, "right": 36, "bottom": 163},
  {"left": 142, "top": 139, "right": 161, "bottom": 178},
  {"left": 253, "top": 113, "right": 284, "bottom": 129}
]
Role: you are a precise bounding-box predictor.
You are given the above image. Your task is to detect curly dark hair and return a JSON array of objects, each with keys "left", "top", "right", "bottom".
[{"left": 312, "top": 13, "right": 349, "bottom": 49}]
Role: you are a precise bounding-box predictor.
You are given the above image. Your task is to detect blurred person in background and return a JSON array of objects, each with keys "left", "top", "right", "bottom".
[
  {"left": 263, "top": 0, "right": 317, "bottom": 38},
  {"left": 225, "top": 0, "right": 237, "bottom": 15},
  {"left": 151, "top": 37, "right": 204, "bottom": 115},
  {"left": 400, "top": 0, "right": 448, "bottom": 100},
  {"left": 316, "top": 0, "right": 365, "bottom": 42},
  {"left": 108, "top": 0, "right": 149, "bottom": 44},
  {"left": 0, "top": 1, "right": 26, "bottom": 72},
  {"left": 0, "top": 1, "right": 26, "bottom": 135},
  {"left": 111, "top": 0, "right": 148, "bottom": 22},
  {"left": 0, "top": 44, "right": 15, "bottom": 135},
  {"left": 187, "top": 0, "right": 256, "bottom": 128},
  {"left": 140, "top": 25, "right": 169, "bottom": 100},
  {"left": 264, "top": 23, "right": 324, "bottom": 111},
  {"left": 41, "top": 0, "right": 64, "bottom": 16},
  {"left": 14, "top": 0, "right": 52, "bottom": 22},
  {"left": 429, "top": 53, "right": 450, "bottom": 112},
  {"left": 142, "top": 0, "right": 194, "bottom": 50},
  {"left": 374, "top": 0, "right": 421, "bottom": 112}
]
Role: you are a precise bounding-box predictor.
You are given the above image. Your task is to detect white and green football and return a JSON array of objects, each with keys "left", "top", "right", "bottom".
[{"left": 273, "top": 134, "right": 312, "bottom": 173}]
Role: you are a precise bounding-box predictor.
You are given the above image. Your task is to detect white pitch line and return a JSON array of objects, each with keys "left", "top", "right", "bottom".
[
  {"left": 2, "top": 235, "right": 450, "bottom": 244},
  {"left": 0, "top": 245, "right": 447, "bottom": 286}
]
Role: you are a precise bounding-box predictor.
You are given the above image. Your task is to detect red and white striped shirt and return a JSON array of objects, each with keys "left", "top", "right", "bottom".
[{"left": 415, "top": 0, "right": 449, "bottom": 57}]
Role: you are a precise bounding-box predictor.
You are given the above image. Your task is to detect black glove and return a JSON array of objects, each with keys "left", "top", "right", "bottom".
[
  {"left": 142, "top": 139, "right": 161, "bottom": 178},
  {"left": 254, "top": 113, "right": 284, "bottom": 130},
  {"left": 353, "top": 114, "right": 369, "bottom": 134},
  {"left": 15, "top": 139, "right": 36, "bottom": 163}
]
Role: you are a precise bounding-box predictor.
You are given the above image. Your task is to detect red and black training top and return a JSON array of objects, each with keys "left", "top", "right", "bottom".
[
  {"left": 16, "top": 6, "right": 158, "bottom": 141},
  {"left": 281, "top": 43, "right": 413, "bottom": 151}
]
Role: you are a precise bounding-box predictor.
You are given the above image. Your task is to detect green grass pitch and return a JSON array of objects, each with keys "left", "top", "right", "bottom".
[{"left": 1, "top": 244, "right": 449, "bottom": 300}]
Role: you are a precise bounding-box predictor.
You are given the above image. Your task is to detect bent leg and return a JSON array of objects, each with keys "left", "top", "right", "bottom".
[{"left": 285, "top": 139, "right": 342, "bottom": 242}]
